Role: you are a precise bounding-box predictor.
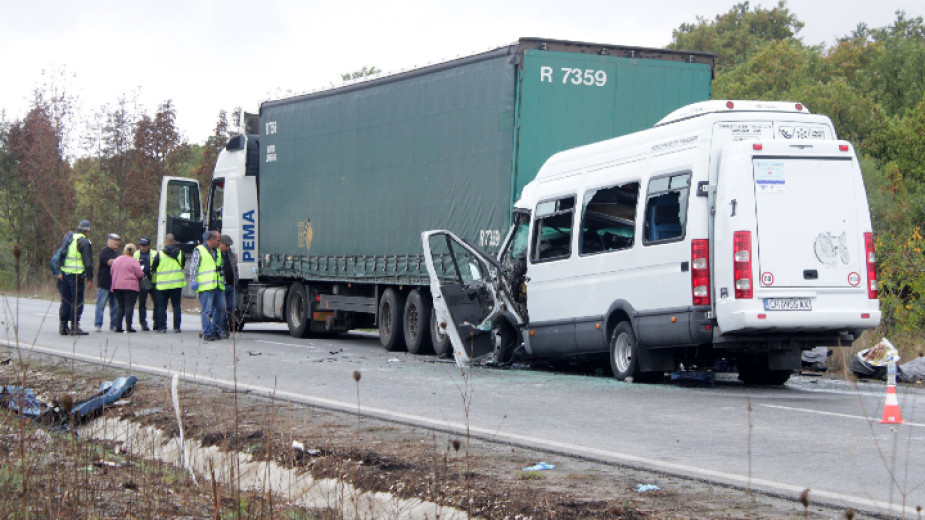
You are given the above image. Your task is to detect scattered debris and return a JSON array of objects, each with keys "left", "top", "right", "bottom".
[
  {"left": 522, "top": 462, "right": 555, "bottom": 471},
  {"left": 387, "top": 358, "right": 401, "bottom": 363},
  {"left": 248, "top": 351, "right": 263, "bottom": 356},
  {"left": 0, "top": 357, "right": 11, "bottom": 365},
  {"left": 899, "top": 357, "right": 925, "bottom": 383},
  {"left": 801, "top": 346, "right": 830, "bottom": 372},
  {"left": 636, "top": 484, "right": 660, "bottom": 492},
  {"left": 850, "top": 338, "right": 898, "bottom": 379},
  {"left": 133, "top": 406, "right": 163, "bottom": 417},
  {"left": 670, "top": 369, "right": 715, "bottom": 387}
]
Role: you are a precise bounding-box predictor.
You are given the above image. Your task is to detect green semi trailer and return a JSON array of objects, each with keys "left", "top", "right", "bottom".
[{"left": 158, "top": 38, "right": 714, "bottom": 354}]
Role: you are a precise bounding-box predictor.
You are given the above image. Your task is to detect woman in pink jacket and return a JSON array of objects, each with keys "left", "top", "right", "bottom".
[{"left": 111, "top": 243, "right": 144, "bottom": 333}]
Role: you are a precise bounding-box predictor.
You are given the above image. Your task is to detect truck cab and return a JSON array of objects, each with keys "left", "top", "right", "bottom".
[{"left": 423, "top": 100, "right": 881, "bottom": 385}]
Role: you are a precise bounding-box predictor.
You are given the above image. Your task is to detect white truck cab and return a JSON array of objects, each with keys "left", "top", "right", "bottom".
[{"left": 423, "top": 100, "right": 880, "bottom": 385}]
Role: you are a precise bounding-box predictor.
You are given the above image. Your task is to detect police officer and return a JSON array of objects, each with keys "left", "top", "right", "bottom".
[
  {"left": 58, "top": 220, "right": 94, "bottom": 336},
  {"left": 152, "top": 233, "right": 186, "bottom": 333}
]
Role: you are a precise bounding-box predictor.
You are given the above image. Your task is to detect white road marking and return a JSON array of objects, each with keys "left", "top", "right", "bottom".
[
  {"left": 5, "top": 340, "right": 920, "bottom": 518},
  {"left": 761, "top": 403, "right": 925, "bottom": 428},
  {"left": 255, "top": 340, "right": 320, "bottom": 349}
]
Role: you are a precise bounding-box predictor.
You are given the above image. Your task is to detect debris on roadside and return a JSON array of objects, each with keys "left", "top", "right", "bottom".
[
  {"left": 636, "top": 484, "right": 660, "bottom": 492},
  {"left": 850, "top": 339, "right": 898, "bottom": 380},
  {"left": 0, "top": 375, "right": 137, "bottom": 427},
  {"left": 670, "top": 368, "right": 715, "bottom": 387},
  {"left": 522, "top": 461, "right": 555, "bottom": 471},
  {"left": 801, "top": 346, "right": 830, "bottom": 373}
]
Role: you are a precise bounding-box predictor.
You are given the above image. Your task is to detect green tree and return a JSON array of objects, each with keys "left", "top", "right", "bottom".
[
  {"left": 341, "top": 65, "right": 381, "bottom": 81},
  {"left": 668, "top": 1, "right": 804, "bottom": 75}
]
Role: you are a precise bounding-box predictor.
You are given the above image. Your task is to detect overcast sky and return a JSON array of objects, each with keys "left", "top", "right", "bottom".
[{"left": 1, "top": 0, "right": 921, "bottom": 149}]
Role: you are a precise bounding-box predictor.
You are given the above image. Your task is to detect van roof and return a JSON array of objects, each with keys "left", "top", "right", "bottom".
[{"left": 656, "top": 100, "right": 810, "bottom": 126}]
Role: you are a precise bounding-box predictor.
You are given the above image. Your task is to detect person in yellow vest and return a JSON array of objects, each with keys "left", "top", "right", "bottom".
[
  {"left": 151, "top": 233, "right": 186, "bottom": 333},
  {"left": 58, "top": 220, "right": 94, "bottom": 336},
  {"left": 188, "top": 230, "right": 225, "bottom": 341},
  {"left": 133, "top": 237, "right": 158, "bottom": 331}
]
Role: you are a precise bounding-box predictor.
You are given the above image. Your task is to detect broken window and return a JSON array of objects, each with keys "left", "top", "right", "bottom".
[
  {"left": 580, "top": 182, "right": 639, "bottom": 255},
  {"left": 532, "top": 196, "right": 575, "bottom": 262},
  {"left": 643, "top": 172, "right": 691, "bottom": 244}
]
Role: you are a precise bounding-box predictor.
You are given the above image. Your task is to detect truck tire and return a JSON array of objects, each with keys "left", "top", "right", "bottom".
[
  {"left": 430, "top": 308, "right": 452, "bottom": 358},
  {"left": 737, "top": 357, "right": 792, "bottom": 385},
  {"left": 285, "top": 282, "right": 311, "bottom": 338},
  {"left": 609, "top": 322, "right": 661, "bottom": 383},
  {"left": 378, "top": 288, "right": 406, "bottom": 351},
  {"left": 403, "top": 289, "right": 434, "bottom": 355}
]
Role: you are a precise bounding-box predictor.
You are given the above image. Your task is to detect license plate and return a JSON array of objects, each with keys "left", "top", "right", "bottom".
[{"left": 764, "top": 298, "right": 812, "bottom": 311}]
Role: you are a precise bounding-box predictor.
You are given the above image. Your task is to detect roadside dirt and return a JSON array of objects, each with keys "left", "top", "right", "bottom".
[{"left": 0, "top": 349, "right": 870, "bottom": 519}]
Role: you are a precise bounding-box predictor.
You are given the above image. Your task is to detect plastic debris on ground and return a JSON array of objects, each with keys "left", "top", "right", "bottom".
[
  {"left": 636, "top": 484, "right": 660, "bottom": 492},
  {"left": 850, "top": 338, "right": 899, "bottom": 380},
  {"left": 801, "top": 346, "right": 830, "bottom": 373},
  {"left": 522, "top": 461, "right": 555, "bottom": 471},
  {"left": 0, "top": 375, "right": 137, "bottom": 428},
  {"left": 899, "top": 356, "right": 925, "bottom": 383},
  {"left": 670, "top": 369, "right": 715, "bottom": 387}
]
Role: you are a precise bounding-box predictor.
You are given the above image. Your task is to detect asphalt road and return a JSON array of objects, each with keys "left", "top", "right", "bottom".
[{"left": 2, "top": 295, "right": 923, "bottom": 517}]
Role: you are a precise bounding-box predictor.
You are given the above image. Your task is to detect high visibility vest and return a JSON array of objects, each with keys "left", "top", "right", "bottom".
[
  {"left": 60, "top": 233, "right": 86, "bottom": 275},
  {"left": 134, "top": 249, "right": 159, "bottom": 283},
  {"left": 195, "top": 244, "right": 224, "bottom": 292},
  {"left": 154, "top": 251, "right": 185, "bottom": 290}
]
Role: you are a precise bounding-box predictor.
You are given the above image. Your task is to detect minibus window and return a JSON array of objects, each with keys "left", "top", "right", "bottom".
[
  {"left": 580, "top": 182, "right": 639, "bottom": 255},
  {"left": 532, "top": 196, "right": 575, "bottom": 262},
  {"left": 643, "top": 172, "right": 690, "bottom": 244}
]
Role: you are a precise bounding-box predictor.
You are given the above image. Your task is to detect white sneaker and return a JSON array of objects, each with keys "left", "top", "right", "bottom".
[{"left": 95, "top": 326, "right": 102, "bottom": 333}]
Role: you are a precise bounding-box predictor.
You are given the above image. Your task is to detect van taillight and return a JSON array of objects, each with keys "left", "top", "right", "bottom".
[
  {"left": 691, "top": 239, "right": 710, "bottom": 305},
  {"left": 733, "top": 231, "right": 753, "bottom": 299},
  {"left": 865, "top": 232, "right": 877, "bottom": 299}
]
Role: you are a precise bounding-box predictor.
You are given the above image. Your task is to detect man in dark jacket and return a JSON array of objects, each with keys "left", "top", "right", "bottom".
[
  {"left": 218, "top": 235, "right": 238, "bottom": 338},
  {"left": 94, "top": 233, "right": 121, "bottom": 332},
  {"left": 134, "top": 237, "right": 158, "bottom": 331},
  {"left": 58, "top": 220, "right": 94, "bottom": 336},
  {"left": 151, "top": 234, "right": 186, "bottom": 333}
]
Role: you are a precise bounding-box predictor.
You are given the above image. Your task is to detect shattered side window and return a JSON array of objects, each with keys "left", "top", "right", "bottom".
[
  {"left": 532, "top": 196, "right": 575, "bottom": 262},
  {"left": 580, "top": 182, "right": 639, "bottom": 255}
]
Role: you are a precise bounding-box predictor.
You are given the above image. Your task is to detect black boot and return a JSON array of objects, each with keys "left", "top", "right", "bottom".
[
  {"left": 70, "top": 322, "right": 89, "bottom": 336},
  {"left": 59, "top": 320, "right": 69, "bottom": 336}
]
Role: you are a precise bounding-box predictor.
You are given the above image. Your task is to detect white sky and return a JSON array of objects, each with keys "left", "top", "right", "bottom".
[{"left": 1, "top": 0, "right": 921, "bottom": 149}]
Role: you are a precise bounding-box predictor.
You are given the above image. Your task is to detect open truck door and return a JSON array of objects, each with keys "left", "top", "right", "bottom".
[
  {"left": 422, "top": 230, "right": 512, "bottom": 366},
  {"left": 157, "top": 176, "right": 204, "bottom": 297}
]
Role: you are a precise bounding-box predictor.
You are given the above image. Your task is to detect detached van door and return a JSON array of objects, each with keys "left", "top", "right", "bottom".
[
  {"left": 422, "top": 230, "right": 502, "bottom": 366},
  {"left": 157, "top": 176, "right": 204, "bottom": 256}
]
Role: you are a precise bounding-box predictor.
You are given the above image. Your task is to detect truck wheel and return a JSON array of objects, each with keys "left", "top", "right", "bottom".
[
  {"left": 403, "top": 289, "right": 434, "bottom": 355},
  {"left": 285, "top": 282, "right": 310, "bottom": 338},
  {"left": 430, "top": 308, "right": 452, "bottom": 358},
  {"left": 737, "top": 357, "right": 792, "bottom": 385},
  {"left": 609, "top": 322, "right": 661, "bottom": 383},
  {"left": 378, "top": 288, "right": 406, "bottom": 351}
]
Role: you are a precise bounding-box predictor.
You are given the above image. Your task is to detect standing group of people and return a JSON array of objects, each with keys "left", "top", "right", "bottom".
[
  {"left": 189, "top": 230, "right": 238, "bottom": 341},
  {"left": 57, "top": 221, "right": 239, "bottom": 341}
]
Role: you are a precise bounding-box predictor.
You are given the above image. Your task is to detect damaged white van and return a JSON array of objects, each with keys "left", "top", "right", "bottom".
[{"left": 423, "top": 100, "right": 880, "bottom": 385}]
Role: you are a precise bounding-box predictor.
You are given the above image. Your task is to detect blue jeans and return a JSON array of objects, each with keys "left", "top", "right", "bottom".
[
  {"left": 94, "top": 288, "right": 119, "bottom": 329},
  {"left": 221, "top": 286, "right": 235, "bottom": 334},
  {"left": 198, "top": 289, "right": 225, "bottom": 337}
]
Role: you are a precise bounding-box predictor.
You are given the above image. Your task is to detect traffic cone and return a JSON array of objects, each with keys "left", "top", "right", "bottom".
[{"left": 879, "top": 356, "right": 904, "bottom": 425}]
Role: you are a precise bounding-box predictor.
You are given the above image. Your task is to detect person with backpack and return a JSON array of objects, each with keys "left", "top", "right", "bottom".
[{"left": 58, "top": 220, "right": 94, "bottom": 336}]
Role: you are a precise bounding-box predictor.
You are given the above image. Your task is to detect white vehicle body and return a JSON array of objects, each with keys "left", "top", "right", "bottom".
[{"left": 423, "top": 100, "right": 881, "bottom": 384}]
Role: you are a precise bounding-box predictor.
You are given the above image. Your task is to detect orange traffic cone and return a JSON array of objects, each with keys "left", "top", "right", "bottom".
[{"left": 879, "top": 356, "right": 904, "bottom": 425}]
